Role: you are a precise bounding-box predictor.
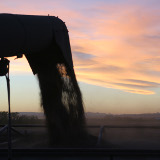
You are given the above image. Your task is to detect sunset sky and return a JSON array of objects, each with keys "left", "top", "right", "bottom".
[{"left": 0, "top": 0, "right": 160, "bottom": 114}]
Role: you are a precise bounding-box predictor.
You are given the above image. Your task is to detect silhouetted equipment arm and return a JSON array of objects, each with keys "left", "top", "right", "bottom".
[
  {"left": 0, "top": 13, "right": 73, "bottom": 72},
  {"left": 0, "top": 13, "right": 87, "bottom": 150}
]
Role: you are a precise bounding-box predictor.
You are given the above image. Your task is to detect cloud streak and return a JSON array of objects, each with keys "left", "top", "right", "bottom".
[
  {"left": 69, "top": 2, "right": 160, "bottom": 95},
  {"left": 1, "top": 0, "right": 160, "bottom": 95}
]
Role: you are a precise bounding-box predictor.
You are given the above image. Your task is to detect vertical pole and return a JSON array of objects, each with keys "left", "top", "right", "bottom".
[
  {"left": 6, "top": 63, "right": 12, "bottom": 160},
  {"left": 97, "top": 126, "right": 104, "bottom": 146}
]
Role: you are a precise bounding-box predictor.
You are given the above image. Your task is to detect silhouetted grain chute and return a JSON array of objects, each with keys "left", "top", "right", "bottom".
[{"left": 0, "top": 13, "right": 88, "bottom": 147}]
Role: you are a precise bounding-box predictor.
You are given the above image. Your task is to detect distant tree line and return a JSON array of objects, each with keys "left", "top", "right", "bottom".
[{"left": 0, "top": 111, "right": 44, "bottom": 124}]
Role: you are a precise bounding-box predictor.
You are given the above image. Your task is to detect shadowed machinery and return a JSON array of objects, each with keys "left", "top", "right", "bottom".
[{"left": 0, "top": 13, "right": 92, "bottom": 147}]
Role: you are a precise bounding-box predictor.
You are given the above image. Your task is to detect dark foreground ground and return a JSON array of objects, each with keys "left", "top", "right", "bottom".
[
  {"left": 1, "top": 118, "right": 160, "bottom": 149},
  {"left": 1, "top": 148, "right": 160, "bottom": 160},
  {"left": 1, "top": 118, "right": 160, "bottom": 159}
]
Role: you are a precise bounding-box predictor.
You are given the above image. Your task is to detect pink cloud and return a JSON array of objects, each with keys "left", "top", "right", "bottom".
[
  {"left": 70, "top": 5, "right": 160, "bottom": 95},
  {"left": 1, "top": 1, "right": 160, "bottom": 95}
]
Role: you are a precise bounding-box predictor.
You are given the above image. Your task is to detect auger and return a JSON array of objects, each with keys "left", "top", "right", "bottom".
[{"left": 0, "top": 13, "right": 87, "bottom": 160}]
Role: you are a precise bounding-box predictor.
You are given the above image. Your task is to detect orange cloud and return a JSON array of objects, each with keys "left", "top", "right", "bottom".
[
  {"left": 1, "top": 1, "right": 160, "bottom": 95},
  {"left": 70, "top": 5, "right": 160, "bottom": 95}
]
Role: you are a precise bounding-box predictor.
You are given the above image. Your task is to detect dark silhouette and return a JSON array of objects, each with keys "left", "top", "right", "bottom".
[
  {"left": 0, "top": 13, "right": 97, "bottom": 147},
  {"left": 26, "top": 43, "right": 92, "bottom": 147}
]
